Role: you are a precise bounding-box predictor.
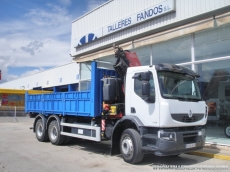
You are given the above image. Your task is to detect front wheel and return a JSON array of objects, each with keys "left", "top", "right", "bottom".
[
  {"left": 48, "top": 120, "right": 66, "bottom": 145},
  {"left": 224, "top": 125, "right": 230, "bottom": 138},
  {"left": 120, "top": 129, "right": 144, "bottom": 164}
]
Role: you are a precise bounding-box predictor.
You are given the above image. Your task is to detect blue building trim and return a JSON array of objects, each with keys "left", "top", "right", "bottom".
[
  {"left": 90, "top": 62, "right": 97, "bottom": 117},
  {"left": 25, "top": 92, "right": 28, "bottom": 113}
]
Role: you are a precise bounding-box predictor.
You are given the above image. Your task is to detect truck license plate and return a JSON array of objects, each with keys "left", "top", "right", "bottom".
[{"left": 185, "top": 143, "right": 196, "bottom": 149}]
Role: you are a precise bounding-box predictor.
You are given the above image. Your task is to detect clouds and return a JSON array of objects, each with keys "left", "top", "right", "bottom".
[
  {"left": 0, "top": 3, "right": 72, "bottom": 83},
  {"left": 59, "top": 0, "right": 72, "bottom": 7},
  {"left": 25, "top": 4, "right": 70, "bottom": 27},
  {"left": 0, "top": 0, "right": 109, "bottom": 84},
  {"left": 21, "top": 41, "right": 44, "bottom": 55},
  {"left": 0, "top": 56, "right": 17, "bottom": 83},
  {"left": 20, "top": 68, "right": 44, "bottom": 78},
  {"left": 86, "top": 0, "right": 108, "bottom": 12}
]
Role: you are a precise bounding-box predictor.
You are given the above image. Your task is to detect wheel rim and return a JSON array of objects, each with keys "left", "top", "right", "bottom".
[
  {"left": 37, "top": 123, "right": 43, "bottom": 137},
  {"left": 226, "top": 126, "right": 230, "bottom": 136},
  {"left": 50, "top": 126, "right": 58, "bottom": 140},
  {"left": 121, "top": 136, "right": 133, "bottom": 158}
]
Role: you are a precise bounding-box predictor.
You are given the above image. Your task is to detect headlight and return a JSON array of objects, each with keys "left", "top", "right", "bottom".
[
  {"left": 158, "top": 130, "right": 176, "bottom": 141},
  {"left": 202, "top": 128, "right": 205, "bottom": 137},
  {"left": 205, "top": 106, "right": 208, "bottom": 118},
  {"left": 198, "top": 129, "right": 206, "bottom": 138}
]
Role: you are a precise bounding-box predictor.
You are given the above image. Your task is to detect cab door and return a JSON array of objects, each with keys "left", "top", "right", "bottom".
[{"left": 127, "top": 70, "right": 160, "bottom": 127}]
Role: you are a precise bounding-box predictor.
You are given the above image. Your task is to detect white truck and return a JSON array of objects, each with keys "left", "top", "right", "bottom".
[{"left": 26, "top": 46, "right": 207, "bottom": 164}]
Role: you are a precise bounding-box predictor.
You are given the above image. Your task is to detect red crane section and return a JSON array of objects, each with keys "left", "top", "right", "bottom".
[{"left": 113, "top": 45, "right": 141, "bottom": 79}]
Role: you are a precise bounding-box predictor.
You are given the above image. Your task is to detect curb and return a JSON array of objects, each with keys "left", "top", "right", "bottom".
[
  {"left": 187, "top": 151, "right": 230, "bottom": 161},
  {"left": 204, "top": 143, "right": 230, "bottom": 151}
]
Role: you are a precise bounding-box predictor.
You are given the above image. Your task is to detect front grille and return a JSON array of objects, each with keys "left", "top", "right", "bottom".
[
  {"left": 184, "top": 136, "right": 196, "bottom": 143},
  {"left": 171, "top": 113, "right": 204, "bottom": 123},
  {"left": 183, "top": 132, "right": 197, "bottom": 137},
  {"left": 182, "top": 116, "right": 197, "bottom": 122},
  {"left": 183, "top": 132, "right": 198, "bottom": 143}
]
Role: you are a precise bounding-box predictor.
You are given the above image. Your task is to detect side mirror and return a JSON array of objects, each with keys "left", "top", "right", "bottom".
[
  {"left": 132, "top": 73, "right": 141, "bottom": 80},
  {"left": 141, "top": 72, "right": 150, "bottom": 81},
  {"left": 142, "top": 81, "right": 150, "bottom": 97}
]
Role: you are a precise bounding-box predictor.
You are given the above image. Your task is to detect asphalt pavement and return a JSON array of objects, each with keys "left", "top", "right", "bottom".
[{"left": 0, "top": 117, "right": 230, "bottom": 172}]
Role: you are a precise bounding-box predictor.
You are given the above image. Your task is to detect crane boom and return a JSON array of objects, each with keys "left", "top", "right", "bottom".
[{"left": 113, "top": 45, "right": 141, "bottom": 80}]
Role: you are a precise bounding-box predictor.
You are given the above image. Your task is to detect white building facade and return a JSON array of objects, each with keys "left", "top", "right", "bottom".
[
  {"left": 0, "top": 0, "right": 230, "bottom": 146},
  {"left": 0, "top": 63, "right": 80, "bottom": 92},
  {"left": 71, "top": 0, "right": 230, "bottom": 146}
]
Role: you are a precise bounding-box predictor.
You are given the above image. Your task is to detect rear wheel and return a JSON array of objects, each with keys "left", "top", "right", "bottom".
[
  {"left": 48, "top": 120, "right": 66, "bottom": 145},
  {"left": 35, "top": 119, "right": 49, "bottom": 142},
  {"left": 120, "top": 129, "right": 144, "bottom": 164}
]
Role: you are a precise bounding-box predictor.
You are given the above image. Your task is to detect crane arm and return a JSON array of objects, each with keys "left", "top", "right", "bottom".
[{"left": 113, "top": 45, "right": 141, "bottom": 79}]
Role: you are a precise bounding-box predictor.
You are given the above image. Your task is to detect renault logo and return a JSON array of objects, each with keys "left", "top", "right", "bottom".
[{"left": 188, "top": 110, "right": 193, "bottom": 118}]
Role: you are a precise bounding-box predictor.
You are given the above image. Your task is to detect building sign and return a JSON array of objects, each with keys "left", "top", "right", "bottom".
[
  {"left": 75, "top": 0, "right": 175, "bottom": 47},
  {"left": 0, "top": 94, "right": 25, "bottom": 106}
]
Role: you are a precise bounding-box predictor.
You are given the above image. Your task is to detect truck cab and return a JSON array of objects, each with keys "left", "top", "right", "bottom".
[
  {"left": 109, "top": 63, "right": 207, "bottom": 163},
  {"left": 126, "top": 64, "right": 207, "bottom": 127}
]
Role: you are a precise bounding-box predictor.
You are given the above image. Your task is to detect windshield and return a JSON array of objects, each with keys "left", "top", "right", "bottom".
[{"left": 157, "top": 71, "right": 202, "bottom": 101}]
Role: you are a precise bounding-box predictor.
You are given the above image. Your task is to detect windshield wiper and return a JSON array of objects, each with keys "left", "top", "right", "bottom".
[
  {"left": 163, "top": 96, "right": 176, "bottom": 99},
  {"left": 163, "top": 96, "right": 201, "bottom": 102},
  {"left": 186, "top": 98, "right": 202, "bottom": 102},
  {"left": 177, "top": 97, "right": 201, "bottom": 102}
]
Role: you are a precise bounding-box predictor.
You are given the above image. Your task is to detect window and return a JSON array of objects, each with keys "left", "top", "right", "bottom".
[
  {"left": 158, "top": 71, "right": 201, "bottom": 101},
  {"left": 195, "top": 59, "right": 230, "bottom": 145},
  {"left": 80, "top": 62, "right": 91, "bottom": 80},
  {"left": 195, "top": 23, "right": 230, "bottom": 60},
  {"left": 132, "top": 45, "right": 151, "bottom": 65},
  {"left": 134, "top": 72, "right": 155, "bottom": 102},
  {"left": 79, "top": 80, "right": 91, "bottom": 91},
  {"left": 195, "top": 59, "right": 230, "bottom": 100},
  {"left": 152, "top": 35, "right": 191, "bottom": 65},
  {"left": 97, "top": 54, "right": 114, "bottom": 70}
]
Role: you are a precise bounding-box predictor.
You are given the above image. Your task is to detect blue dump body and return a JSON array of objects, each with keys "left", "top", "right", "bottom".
[{"left": 25, "top": 62, "right": 116, "bottom": 118}]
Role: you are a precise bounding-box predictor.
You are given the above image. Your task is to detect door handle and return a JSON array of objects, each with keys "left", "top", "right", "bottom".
[{"left": 131, "top": 107, "right": 136, "bottom": 113}]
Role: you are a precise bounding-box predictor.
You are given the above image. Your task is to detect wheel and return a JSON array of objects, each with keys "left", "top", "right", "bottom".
[
  {"left": 120, "top": 129, "right": 144, "bottom": 164},
  {"left": 224, "top": 125, "right": 230, "bottom": 138},
  {"left": 48, "top": 120, "right": 66, "bottom": 145},
  {"left": 35, "top": 119, "right": 49, "bottom": 142}
]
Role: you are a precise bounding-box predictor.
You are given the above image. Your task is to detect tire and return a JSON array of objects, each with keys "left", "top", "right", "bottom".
[
  {"left": 224, "top": 125, "right": 230, "bottom": 138},
  {"left": 48, "top": 120, "right": 66, "bottom": 145},
  {"left": 168, "top": 154, "right": 180, "bottom": 157},
  {"left": 120, "top": 129, "right": 144, "bottom": 164},
  {"left": 64, "top": 136, "right": 73, "bottom": 145},
  {"left": 35, "top": 119, "right": 49, "bottom": 142}
]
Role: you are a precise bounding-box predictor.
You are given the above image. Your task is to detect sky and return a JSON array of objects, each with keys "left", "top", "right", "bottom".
[{"left": 0, "top": 0, "right": 108, "bottom": 84}]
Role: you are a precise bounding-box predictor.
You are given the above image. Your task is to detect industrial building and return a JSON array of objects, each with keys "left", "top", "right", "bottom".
[
  {"left": 0, "top": 62, "right": 80, "bottom": 92},
  {"left": 1, "top": 0, "right": 230, "bottom": 146}
]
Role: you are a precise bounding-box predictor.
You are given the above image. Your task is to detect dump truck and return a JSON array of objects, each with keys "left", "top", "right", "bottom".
[{"left": 26, "top": 46, "right": 207, "bottom": 164}]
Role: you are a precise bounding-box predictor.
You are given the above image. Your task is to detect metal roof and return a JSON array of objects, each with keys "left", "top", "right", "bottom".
[{"left": 0, "top": 89, "right": 52, "bottom": 94}]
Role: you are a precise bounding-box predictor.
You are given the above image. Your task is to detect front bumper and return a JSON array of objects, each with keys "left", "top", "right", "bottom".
[
  {"left": 154, "top": 137, "right": 204, "bottom": 156},
  {"left": 141, "top": 128, "right": 206, "bottom": 156}
]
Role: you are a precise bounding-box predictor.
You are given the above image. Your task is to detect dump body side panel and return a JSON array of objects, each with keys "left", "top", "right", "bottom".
[{"left": 25, "top": 62, "right": 116, "bottom": 117}]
